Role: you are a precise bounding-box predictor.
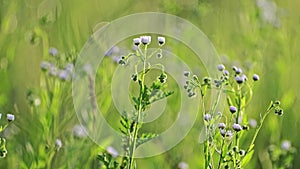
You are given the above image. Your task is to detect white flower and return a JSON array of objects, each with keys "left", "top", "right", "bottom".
[
  {"left": 140, "top": 36, "right": 151, "bottom": 45},
  {"left": 178, "top": 162, "right": 189, "bottom": 169},
  {"left": 55, "top": 139, "right": 62, "bottom": 148},
  {"left": 34, "top": 98, "right": 41, "bottom": 106},
  {"left": 72, "top": 124, "right": 88, "bottom": 138},
  {"left": 281, "top": 140, "right": 291, "bottom": 151},
  {"left": 7, "top": 114, "right": 15, "bottom": 121},
  {"left": 106, "top": 146, "right": 118, "bottom": 158},
  {"left": 157, "top": 36, "right": 165, "bottom": 46},
  {"left": 0, "top": 113, "right": 2, "bottom": 119},
  {"left": 133, "top": 38, "right": 141, "bottom": 46}
]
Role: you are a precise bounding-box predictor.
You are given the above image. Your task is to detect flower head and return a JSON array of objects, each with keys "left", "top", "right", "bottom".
[
  {"left": 49, "top": 47, "right": 58, "bottom": 56},
  {"left": 235, "top": 76, "right": 244, "bottom": 84},
  {"left": 281, "top": 140, "right": 291, "bottom": 151},
  {"left": 158, "top": 36, "right": 165, "bottom": 46},
  {"left": 133, "top": 38, "right": 141, "bottom": 46},
  {"left": 178, "top": 162, "right": 189, "bottom": 169},
  {"left": 55, "top": 139, "right": 62, "bottom": 148},
  {"left": 106, "top": 146, "right": 118, "bottom": 158},
  {"left": 217, "top": 64, "right": 225, "bottom": 71},
  {"left": 7, "top": 114, "right": 15, "bottom": 122},
  {"left": 232, "top": 123, "right": 242, "bottom": 132},
  {"left": 218, "top": 123, "right": 226, "bottom": 129},
  {"left": 183, "top": 71, "right": 190, "bottom": 77},
  {"left": 229, "top": 106, "right": 237, "bottom": 113},
  {"left": 253, "top": 74, "right": 260, "bottom": 81},
  {"left": 140, "top": 36, "right": 151, "bottom": 45},
  {"left": 204, "top": 114, "right": 211, "bottom": 121}
]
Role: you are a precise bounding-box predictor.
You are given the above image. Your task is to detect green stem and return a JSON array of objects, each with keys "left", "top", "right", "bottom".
[
  {"left": 217, "top": 139, "right": 225, "bottom": 169},
  {"left": 128, "top": 45, "right": 148, "bottom": 169}
]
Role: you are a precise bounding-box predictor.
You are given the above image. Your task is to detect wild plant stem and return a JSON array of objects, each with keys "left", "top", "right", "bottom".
[
  {"left": 128, "top": 45, "right": 148, "bottom": 169},
  {"left": 217, "top": 139, "right": 225, "bottom": 169}
]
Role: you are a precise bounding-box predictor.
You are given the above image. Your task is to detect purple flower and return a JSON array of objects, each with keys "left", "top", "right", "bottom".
[
  {"left": 223, "top": 70, "right": 229, "bottom": 76},
  {"left": 253, "top": 74, "right": 260, "bottom": 81},
  {"left": 7, "top": 114, "right": 15, "bottom": 122},
  {"left": 204, "top": 114, "right": 211, "bottom": 121},
  {"left": 106, "top": 146, "right": 118, "bottom": 158},
  {"left": 140, "top": 36, "right": 151, "bottom": 45},
  {"left": 281, "top": 140, "right": 291, "bottom": 151},
  {"left": 40, "top": 61, "right": 50, "bottom": 71},
  {"left": 232, "top": 123, "right": 242, "bottom": 132},
  {"left": 133, "top": 38, "right": 141, "bottom": 46},
  {"left": 218, "top": 123, "right": 226, "bottom": 129},
  {"left": 235, "top": 68, "right": 243, "bottom": 74},
  {"left": 158, "top": 36, "right": 165, "bottom": 46},
  {"left": 49, "top": 47, "right": 58, "bottom": 56},
  {"left": 217, "top": 64, "right": 225, "bottom": 71},
  {"left": 229, "top": 106, "right": 237, "bottom": 113},
  {"left": 235, "top": 76, "right": 244, "bottom": 84}
]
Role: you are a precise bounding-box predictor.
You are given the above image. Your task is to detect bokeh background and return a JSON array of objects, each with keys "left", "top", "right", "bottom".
[{"left": 0, "top": 0, "right": 299, "bottom": 168}]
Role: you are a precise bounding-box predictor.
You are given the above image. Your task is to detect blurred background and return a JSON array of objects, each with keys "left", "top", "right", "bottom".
[{"left": 0, "top": 0, "right": 299, "bottom": 168}]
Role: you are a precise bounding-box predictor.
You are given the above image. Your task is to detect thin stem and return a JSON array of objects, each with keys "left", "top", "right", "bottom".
[
  {"left": 217, "top": 139, "right": 225, "bottom": 169},
  {"left": 128, "top": 45, "right": 148, "bottom": 169}
]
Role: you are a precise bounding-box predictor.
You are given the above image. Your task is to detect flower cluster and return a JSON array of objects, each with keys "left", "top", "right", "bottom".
[{"left": 184, "top": 63, "right": 284, "bottom": 169}]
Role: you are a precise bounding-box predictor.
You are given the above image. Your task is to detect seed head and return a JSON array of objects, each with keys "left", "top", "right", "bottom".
[
  {"left": 253, "top": 74, "right": 260, "bottom": 81},
  {"left": 232, "top": 123, "right": 242, "bottom": 132},
  {"left": 157, "top": 36, "right": 165, "bottom": 46},
  {"left": 229, "top": 106, "right": 237, "bottom": 113},
  {"left": 183, "top": 71, "right": 190, "bottom": 77}
]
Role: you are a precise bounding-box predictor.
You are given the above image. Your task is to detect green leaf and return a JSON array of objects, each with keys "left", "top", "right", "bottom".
[{"left": 242, "top": 150, "right": 254, "bottom": 167}]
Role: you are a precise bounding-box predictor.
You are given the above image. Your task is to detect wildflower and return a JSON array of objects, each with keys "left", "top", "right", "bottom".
[
  {"left": 281, "top": 140, "right": 291, "bottom": 151},
  {"left": 253, "top": 74, "right": 260, "bottom": 81},
  {"left": 217, "top": 64, "right": 225, "bottom": 71},
  {"left": 235, "top": 76, "right": 244, "bottom": 84},
  {"left": 229, "top": 106, "right": 237, "bottom": 113},
  {"left": 242, "top": 74, "right": 248, "bottom": 81},
  {"left": 220, "top": 129, "right": 226, "bottom": 137},
  {"left": 49, "top": 47, "right": 58, "bottom": 56},
  {"left": 6, "top": 114, "right": 15, "bottom": 122},
  {"left": 218, "top": 123, "right": 226, "bottom": 129},
  {"left": 34, "top": 98, "right": 41, "bottom": 106},
  {"left": 58, "top": 70, "right": 70, "bottom": 81},
  {"left": 65, "top": 63, "right": 74, "bottom": 73},
  {"left": 204, "top": 114, "right": 211, "bottom": 121},
  {"left": 133, "top": 38, "right": 141, "bottom": 46},
  {"left": 106, "top": 146, "right": 118, "bottom": 158},
  {"left": 232, "top": 123, "right": 242, "bottom": 132},
  {"left": 275, "top": 108, "right": 283, "bottom": 116},
  {"left": 235, "top": 68, "right": 243, "bottom": 74},
  {"left": 183, "top": 71, "right": 190, "bottom": 77},
  {"left": 72, "top": 124, "right": 88, "bottom": 138},
  {"left": 158, "top": 36, "right": 165, "bottom": 46},
  {"left": 0, "top": 113, "right": 1, "bottom": 119},
  {"left": 55, "top": 139, "right": 62, "bottom": 148},
  {"left": 223, "top": 70, "right": 229, "bottom": 76},
  {"left": 248, "top": 119, "right": 257, "bottom": 128},
  {"left": 40, "top": 61, "right": 50, "bottom": 71},
  {"left": 178, "top": 162, "right": 189, "bottom": 169},
  {"left": 48, "top": 65, "right": 58, "bottom": 76},
  {"left": 225, "top": 130, "right": 233, "bottom": 139},
  {"left": 140, "top": 36, "right": 151, "bottom": 45},
  {"left": 242, "top": 125, "right": 249, "bottom": 130}
]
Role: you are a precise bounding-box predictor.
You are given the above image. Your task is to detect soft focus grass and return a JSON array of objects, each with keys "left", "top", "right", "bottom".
[{"left": 0, "top": 0, "right": 299, "bottom": 168}]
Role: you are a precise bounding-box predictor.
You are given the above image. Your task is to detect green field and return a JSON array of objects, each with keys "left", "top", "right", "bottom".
[{"left": 0, "top": 0, "right": 299, "bottom": 168}]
